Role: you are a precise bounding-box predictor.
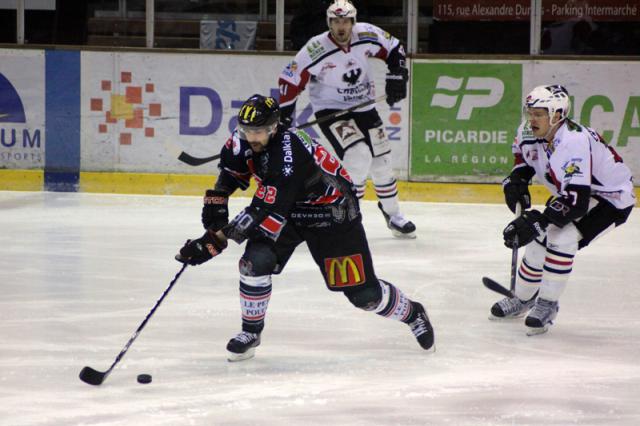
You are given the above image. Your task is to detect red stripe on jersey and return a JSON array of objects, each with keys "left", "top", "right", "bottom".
[
  {"left": 374, "top": 47, "right": 389, "bottom": 60},
  {"left": 309, "top": 193, "right": 343, "bottom": 205},
  {"left": 548, "top": 168, "right": 562, "bottom": 192},
  {"left": 223, "top": 167, "right": 251, "bottom": 184},
  {"left": 260, "top": 215, "right": 284, "bottom": 234},
  {"left": 278, "top": 70, "right": 310, "bottom": 105},
  {"left": 514, "top": 153, "right": 526, "bottom": 166}
]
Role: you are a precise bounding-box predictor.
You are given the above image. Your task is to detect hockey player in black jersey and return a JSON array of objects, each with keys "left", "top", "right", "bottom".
[{"left": 176, "top": 94, "right": 434, "bottom": 361}]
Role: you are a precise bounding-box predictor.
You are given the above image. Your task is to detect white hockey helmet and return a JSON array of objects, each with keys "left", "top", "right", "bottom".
[
  {"left": 524, "top": 85, "right": 571, "bottom": 126},
  {"left": 326, "top": 0, "right": 357, "bottom": 27}
]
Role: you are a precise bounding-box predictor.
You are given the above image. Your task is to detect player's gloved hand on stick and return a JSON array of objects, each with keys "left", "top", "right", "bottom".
[
  {"left": 503, "top": 210, "right": 549, "bottom": 249},
  {"left": 385, "top": 67, "right": 408, "bottom": 106},
  {"left": 176, "top": 230, "right": 227, "bottom": 265},
  {"left": 201, "top": 189, "right": 229, "bottom": 230},
  {"left": 502, "top": 175, "right": 531, "bottom": 213}
]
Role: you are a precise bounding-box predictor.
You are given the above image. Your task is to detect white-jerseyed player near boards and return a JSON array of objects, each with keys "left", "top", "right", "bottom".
[
  {"left": 492, "top": 84, "right": 636, "bottom": 335},
  {"left": 277, "top": 0, "right": 416, "bottom": 238}
]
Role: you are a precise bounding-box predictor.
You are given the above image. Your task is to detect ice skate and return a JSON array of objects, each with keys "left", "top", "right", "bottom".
[
  {"left": 489, "top": 292, "right": 537, "bottom": 321},
  {"left": 378, "top": 202, "right": 416, "bottom": 239},
  {"left": 407, "top": 302, "right": 434, "bottom": 351},
  {"left": 525, "top": 298, "right": 559, "bottom": 336},
  {"left": 226, "top": 331, "right": 261, "bottom": 362}
]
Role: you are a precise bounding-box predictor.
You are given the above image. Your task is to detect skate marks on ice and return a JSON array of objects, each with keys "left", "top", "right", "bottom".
[{"left": 1, "top": 191, "right": 639, "bottom": 425}]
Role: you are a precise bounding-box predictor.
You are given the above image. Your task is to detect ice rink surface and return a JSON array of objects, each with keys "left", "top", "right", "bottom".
[{"left": 1, "top": 190, "right": 639, "bottom": 426}]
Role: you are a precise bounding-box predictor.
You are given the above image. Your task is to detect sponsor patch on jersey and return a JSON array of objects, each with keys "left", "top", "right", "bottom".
[
  {"left": 321, "top": 62, "right": 336, "bottom": 72},
  {"left": 357, "top": 31, "right": 378, "bottom": 41},
  {"left": 294, "top": 129, "right": 315, "bottom": 153},
  {"left": 329, "top": 119, "right": 365, "bottom": 149},
  {"left": 324, "top": 254, "right": 366, "bottom": 287},
  {"left": 562, "top": 158, "right": 583, "bottom": 178},
  {"left": 231, "top": 133, "right": 242, "bottom": 155},
  {"left": 307, "top": 40, "right": 325, "bottom": 60}
]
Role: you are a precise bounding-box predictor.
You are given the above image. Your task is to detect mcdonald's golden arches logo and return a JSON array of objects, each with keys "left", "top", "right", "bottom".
[{"left": 323, "top": 254, "right": 366, "bottom": 287}]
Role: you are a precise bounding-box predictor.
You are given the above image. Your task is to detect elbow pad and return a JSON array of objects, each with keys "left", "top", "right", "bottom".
[
  {"left": 222, "top": 207, "right": 286, "bottom": 244},
  {"left": 543, "top": 184, "right": 591, "bottom": 227}
]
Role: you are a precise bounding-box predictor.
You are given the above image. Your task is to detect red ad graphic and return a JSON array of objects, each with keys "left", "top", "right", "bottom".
[{"left": 90, "top": 71, "right": 162, "bottom": 145}]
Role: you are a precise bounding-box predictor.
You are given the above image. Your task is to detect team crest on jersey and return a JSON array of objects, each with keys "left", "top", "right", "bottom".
[
  {"left": 526, "top": 149, "right": 539, "bottom": 161},
  {"left": 342, "top": 68, "right": 362, "bottom": 85}
]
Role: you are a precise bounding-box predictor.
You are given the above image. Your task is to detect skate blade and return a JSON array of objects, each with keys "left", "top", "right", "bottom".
[
  {"left": 526, "top": 325, "right": 550, "bottom": 336},
  {"left": 391, "top": 229, "right": 417, "bottom": 239},
  {"left": 227, "top": 347, "right": 256, "bottom": 362},
  {"left": 488, "top": 313, "right": 526, "bottom": 321}
]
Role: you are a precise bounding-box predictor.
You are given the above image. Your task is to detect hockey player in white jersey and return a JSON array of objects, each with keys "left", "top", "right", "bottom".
[
  {"left": 278, "top": 0, "right": 416, "bottom": 238},
  {"left": 491, "top": 84, "right": 635, "bottom": 335}
]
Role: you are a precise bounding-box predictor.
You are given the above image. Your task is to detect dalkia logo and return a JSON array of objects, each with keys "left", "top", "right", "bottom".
[
  {"left": 0, "top": 73, "right": 27, "bottom": 123},
  {"left": 90, "top": 71, "right": 162, "bottom": 146}
]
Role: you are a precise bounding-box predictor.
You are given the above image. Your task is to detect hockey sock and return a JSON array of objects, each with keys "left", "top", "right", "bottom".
[
  {"left": 539, "top": 248, "right": 575, "bottom": 301},
  {"left": 354, "top": 182, "right": 366, "bottom": 199},
  {"left": 515, "top": 257, "right": 542, "bottom": 301},
  {"left": 374, "top": 280, "right": 414, "bottom": 323},
  {"left": 239, "top": 274, "right": 272, "bottom": 334},
  {"left": 375, "top": 180, "right": 400, "bottom": 217}
]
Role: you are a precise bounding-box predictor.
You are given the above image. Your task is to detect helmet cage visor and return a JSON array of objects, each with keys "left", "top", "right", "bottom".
[{"left": 237, "top": 122, "right": 277, "bottom": 139}]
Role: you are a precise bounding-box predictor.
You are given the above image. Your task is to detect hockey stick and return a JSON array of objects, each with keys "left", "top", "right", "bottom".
[
  {"left": 482, "top": 203, "right": 523, "bottom": 298},
  {"left": 295, "top": 95, "right": 387, "bottom": 130},
  {"left": 79, "top": 263, "right": 188, "bottom": 386},
  {"left": 177, "top": 95, "right": 387, "bottom": 166}
]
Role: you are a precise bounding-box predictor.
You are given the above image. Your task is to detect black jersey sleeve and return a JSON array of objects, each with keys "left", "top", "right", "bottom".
[{"left": 215, "top": 134, "right": 252, "bottom": 193}]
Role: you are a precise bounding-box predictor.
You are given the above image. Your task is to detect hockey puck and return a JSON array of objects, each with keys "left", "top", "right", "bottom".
[{"left": 136, "top": 374, "right": 152, "bottom": 384}]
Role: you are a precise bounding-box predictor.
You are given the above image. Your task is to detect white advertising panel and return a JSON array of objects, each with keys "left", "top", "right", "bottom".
[
  {"left": 81, "top": 52, "right": 409, "bottom": 177},
  {"left": 0, "top": 49, "right": 45, "bottom": 169}
]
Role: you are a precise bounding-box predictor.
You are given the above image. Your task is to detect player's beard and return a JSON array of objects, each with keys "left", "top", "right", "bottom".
[{"left": 332, "top": 29, "right": 351, "bottom": 46}]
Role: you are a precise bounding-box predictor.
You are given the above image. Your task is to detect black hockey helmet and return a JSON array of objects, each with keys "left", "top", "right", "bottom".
[{"left": 237, "top": 94, "right": 280, "bottom": 134}]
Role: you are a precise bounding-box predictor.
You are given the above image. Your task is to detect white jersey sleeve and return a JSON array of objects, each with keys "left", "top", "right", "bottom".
[{"left": 549, "top": 121, "right": 635, "bottom": 209}]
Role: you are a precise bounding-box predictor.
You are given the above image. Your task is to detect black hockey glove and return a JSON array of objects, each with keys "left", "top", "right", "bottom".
[
  {"left": 503, "top": 210, "right": 549, "bottom": 249},
  {"left": 201, "top": 189, "right": 229, "bottom": 231},
  {"left": 385, "top": 67, "right": 408, "bottom": 106},
  {"left": 503, "top": 175, "right": 531, "bottom": 213},
  {"left": 176, "top": 230, "right": 227, "bottom": 266}
]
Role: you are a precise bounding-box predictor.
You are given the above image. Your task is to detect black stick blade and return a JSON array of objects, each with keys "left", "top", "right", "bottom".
[
  {"left": 178, "top": 151, "right": 220, "bottom": 166},
  {"left": 482, "top": 276, "right": 514, "bottom": 298},
  {"left": 79, "top": 366, "right": 107, "bottom": 386}
]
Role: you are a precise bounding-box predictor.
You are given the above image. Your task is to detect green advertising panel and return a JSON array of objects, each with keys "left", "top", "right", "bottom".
[{"left": 411, "top": 62, "right": 522, "bottom": 181}]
